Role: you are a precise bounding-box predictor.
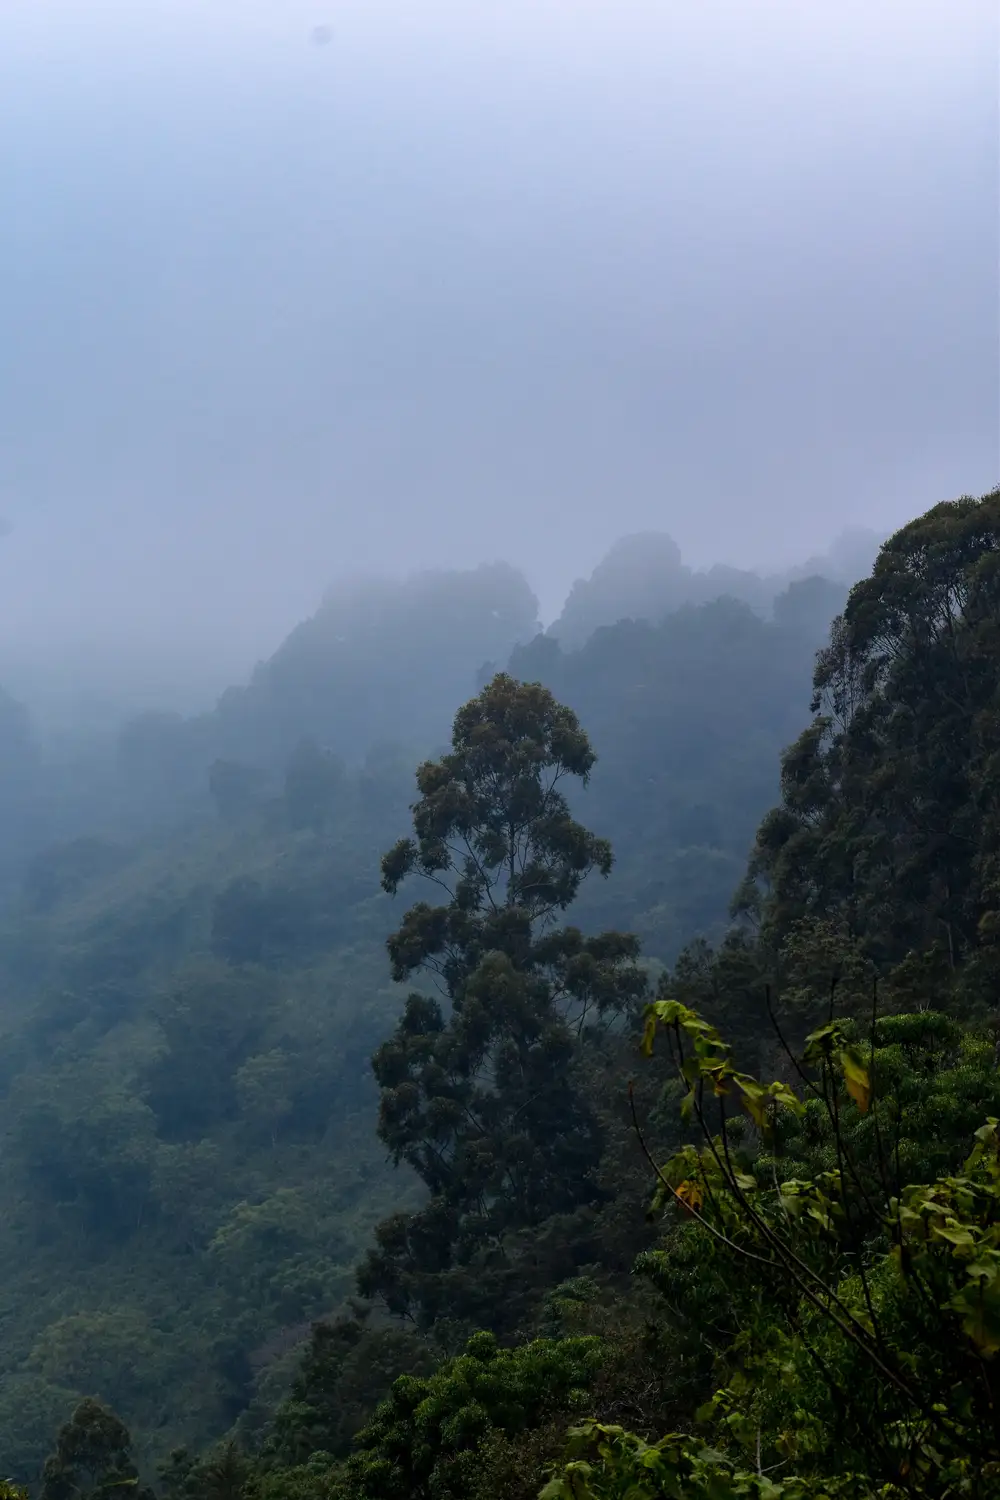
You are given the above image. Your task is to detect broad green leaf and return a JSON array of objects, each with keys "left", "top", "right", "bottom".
[{"left": 951, "top": 1279, "right": 1000, "bottom": 1354}]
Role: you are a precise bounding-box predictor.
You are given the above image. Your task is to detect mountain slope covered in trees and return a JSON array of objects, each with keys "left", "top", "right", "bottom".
[
  {"left": 0, "top": 556, "right": 840, "bottom": 1475},
  {"left": 218, "top": 486, "right": 999, "bottom": 1500},
  {"left": 5, "top": 492, "right": 1000, "bottom": 1498}
]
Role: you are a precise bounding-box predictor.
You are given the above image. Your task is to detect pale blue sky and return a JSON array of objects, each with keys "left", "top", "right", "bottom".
[{"left": 0, "top": 0, "right": 996, "bottom": 698}]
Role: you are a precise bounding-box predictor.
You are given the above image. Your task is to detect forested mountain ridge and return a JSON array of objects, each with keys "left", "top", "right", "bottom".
[
  {"left": 0, "top": 562, "right": 543, "bottom": 889},
  {"left": 6, "top": 492, "right": 1000, "bottom": 1497},
  {"left": 741, "top": 494, "right": 1000, "bottom": 1006},
  {"left": 509, "top": 579, "right": 848, "bottom": 955},
  {"left": 0, "top": 555, "right": 840, "bottom": 1476},
  {"left": 207, "top": 562, "right": 542, "bottom": 770},
  {"left": 547, "top": 528, "right": 877, "bottom": 649},
  {"left": 215, "top": 486, "right": 1000, "bottom": 1500},
  {"left": 0, "top": 537, "right": 849, "bottom": 885}
]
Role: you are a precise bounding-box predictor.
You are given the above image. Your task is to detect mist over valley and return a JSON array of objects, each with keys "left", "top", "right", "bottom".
[{"left": 0, "top": 2, "right": 996, "bottom": 1492}]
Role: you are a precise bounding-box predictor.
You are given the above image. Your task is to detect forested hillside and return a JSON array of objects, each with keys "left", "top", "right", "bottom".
[
  {"left": 546, "top": 529, "right": 875, "bottom": 649},
  {"left": 5, "top": 491, "right": 1000, "bottom": 1500},
  {"left": 0, "top": 539, "right": 840, "bottom": 1476},
  {"left": 0, "top": 533, "right": 860, "bottom": 881}
]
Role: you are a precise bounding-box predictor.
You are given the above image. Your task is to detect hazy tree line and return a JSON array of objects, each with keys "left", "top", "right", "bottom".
[
  {"left": 5, "top": 499, "right": 999, "bottom": 1497},
  {"left": 0, "top": 529, "right": 874, "bottom": 897}
]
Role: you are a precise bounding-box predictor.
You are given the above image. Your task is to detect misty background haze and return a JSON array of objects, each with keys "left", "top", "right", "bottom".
[
  {"left": 1, "top": 0, "right": 997, "bottom": 721},
  {"left": 1, "top": 4, "right": 1000, "bottom": 1472}
]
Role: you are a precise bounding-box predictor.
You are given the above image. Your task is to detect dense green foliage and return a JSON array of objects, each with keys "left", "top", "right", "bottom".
[
  {"left": 40, "top": 1398, "right": 153, "bottom": 1500},
  {"left": 346, "top": 1331, "right": 604, "bottom": 1500},
  {"left": 595, "top": 998, "right": 1000, "bottom": 1496},
  {"left": 0, "top": 776, "right": 418, "bottom": 1471},
  {"left": 536, "top": 489, "right": 1000, "bottom": 1498},
  {"left": 739, "top": 494, "right": 1000, "bottom": 1014},
  {"left": 360, "top": 675, "right": 646, "bottom": 1326},
  {"left": 0, "top": 546, "right": 838, "bottom": 1478},
  {"left": 5, "top": 494, "right": 1000, "bottom": 1497}
]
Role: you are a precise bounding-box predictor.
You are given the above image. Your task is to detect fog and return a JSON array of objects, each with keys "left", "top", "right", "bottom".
[{"left": 1, "top": 0, "right": 996, "bottom": 712}]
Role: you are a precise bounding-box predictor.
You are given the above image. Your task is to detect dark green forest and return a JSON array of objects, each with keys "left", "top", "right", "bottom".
[{"left": 3, "top": 494, "right": 1000, "bottom": 1499}]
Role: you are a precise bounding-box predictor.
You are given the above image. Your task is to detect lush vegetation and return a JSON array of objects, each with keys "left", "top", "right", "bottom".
[{"left": 3, "top": 493, "right": 999, "bottom": 1498}]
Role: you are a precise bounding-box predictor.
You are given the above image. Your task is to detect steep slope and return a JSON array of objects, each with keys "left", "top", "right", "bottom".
[
  {"left": 512, "top": 579, "right": 845, "bottom": 956},
  {"left": 0, "top": 575, "right": 842, "bottom": 1475},
  {"left": 741, "top": 488, "right": 1000, "bottom": 1012},
  {"left": 0, "top": 777, "right": 419, "bottom": 1472}
]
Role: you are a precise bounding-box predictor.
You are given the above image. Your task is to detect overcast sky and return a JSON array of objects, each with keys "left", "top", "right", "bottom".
[{"left": 0, "top": 0, "right": 997, "bottom": 700}]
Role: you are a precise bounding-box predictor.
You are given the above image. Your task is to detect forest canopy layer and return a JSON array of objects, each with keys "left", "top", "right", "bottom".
[{"left": 2, "top": 494, "right": 998, "bottom": 1500}]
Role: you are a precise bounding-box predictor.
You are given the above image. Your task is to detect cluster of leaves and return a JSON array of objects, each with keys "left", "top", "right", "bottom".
[
  {"left": 346, "top": 1331, "right": 604, "bottom": 1500},
  {"left": 542, "top": 1421, "right": 860, "bottom": 1500},
  {"left": 542, "top": 979, "right": 1000, "bottom": 1498},
  {"left": 40, "top": 1398, "right": 154, "bottom": 1500}
]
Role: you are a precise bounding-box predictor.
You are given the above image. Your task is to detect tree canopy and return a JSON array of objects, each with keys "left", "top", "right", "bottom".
[
  {"left": 360, "top": 674, "right": 646, "bottom": 1325},
  {"left": 3, "top": 493, "right": 996, "bottom": 1493}
]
